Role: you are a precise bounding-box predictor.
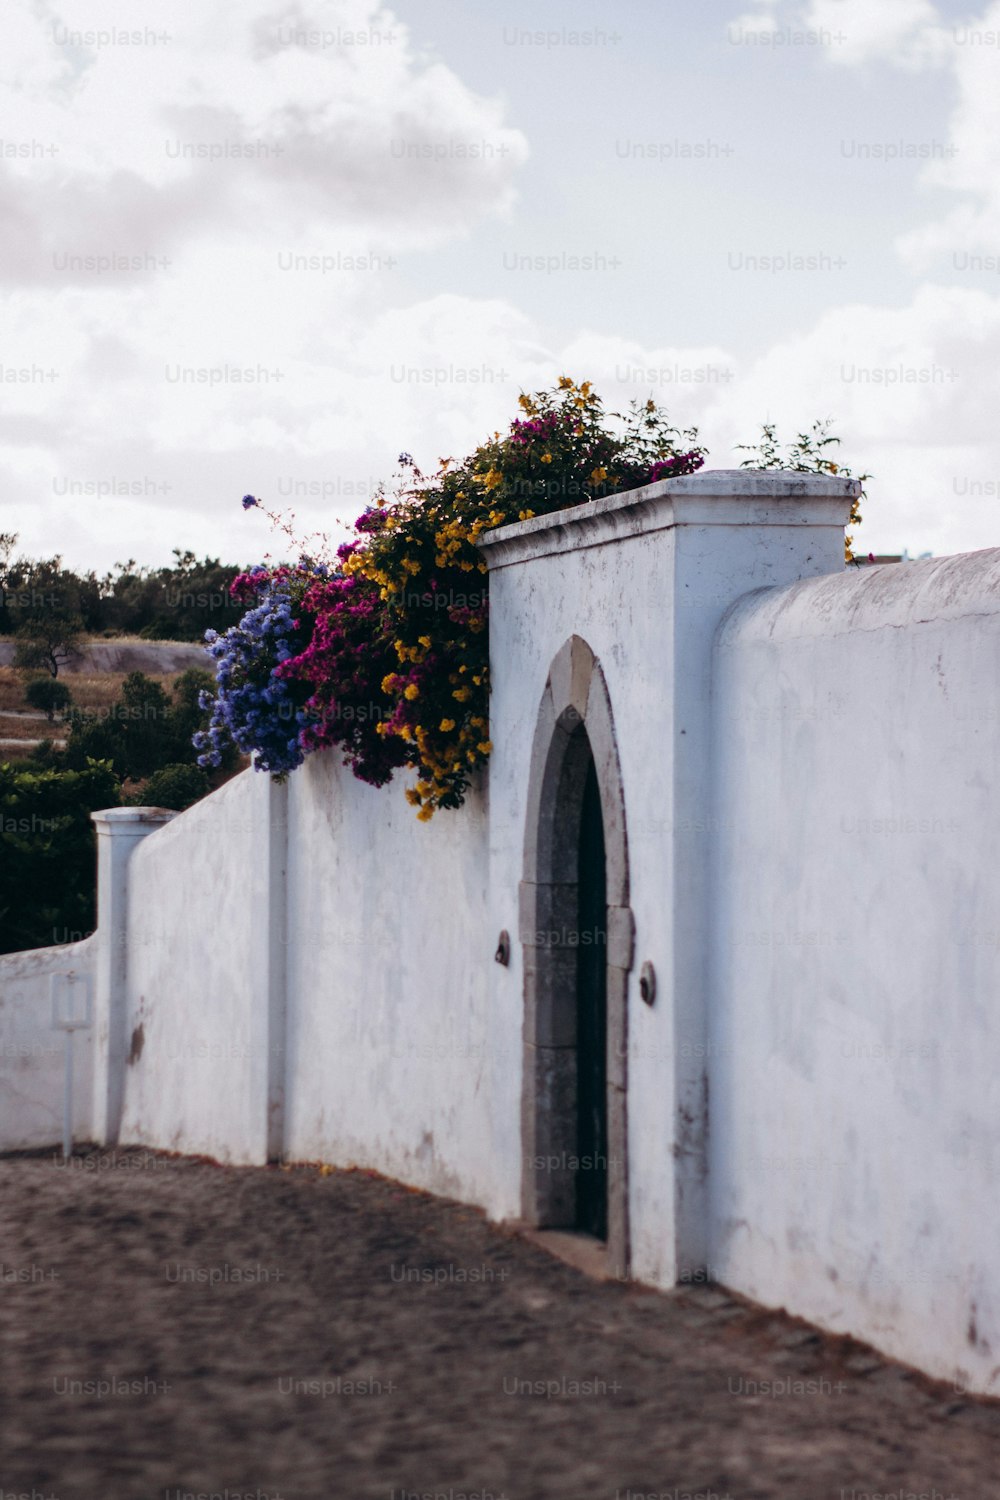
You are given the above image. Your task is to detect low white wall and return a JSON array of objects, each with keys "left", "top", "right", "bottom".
[
  {"left": 283, "top": 749, "right": 495, "bottom": 1209},
  {"left": 118, "top": 771, "right": 273, "bottom": 1163},
  {"left": 0, "top": 937, "right": 95, "bottom": 1150},
  {"left": 710, "top": 549, "right": 1000, "bottom": 1394}
]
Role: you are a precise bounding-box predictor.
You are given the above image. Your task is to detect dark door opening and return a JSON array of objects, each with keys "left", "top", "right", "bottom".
[{"left": 576, "top": 753, "right": 608, "bottom": 1239}]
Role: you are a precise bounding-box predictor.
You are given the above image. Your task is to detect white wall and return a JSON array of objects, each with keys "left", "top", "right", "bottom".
[
  {"left": 5, "top": 471, "right": 999, "bottom": 1396},
  {"left": 482, "top": 472, "right": 855, "bottom": 1287},
  {"left": 0, "top": 937, "right": 95, "bottom": 1149},
  {"left": 282, "top": 749, "right": 494, "bottom": 1207},
  {"left": 710, "top": 548, "right": 1000, "bottom": 1394},
  {"left": 118, "top": 771, "right": 273, "bottom": 1163}
]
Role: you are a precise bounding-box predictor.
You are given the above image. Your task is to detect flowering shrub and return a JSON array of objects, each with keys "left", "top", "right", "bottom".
[
  {"left": 197, "top": 378, "right": 865, "bottom": 817},
  {"left": 194, "top": 566, "right": 316, "bottom": 776},
  {"left": 198, "top": 378, "right": 704, "bottom": 813}
]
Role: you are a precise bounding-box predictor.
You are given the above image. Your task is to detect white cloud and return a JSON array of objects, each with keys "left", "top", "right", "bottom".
[
  {"left": 896, "top": 1, "right": 1000, "bottom": 266},
  {"left": 729, "top": 0, "right": 948, "bottom": 65},
  {"left": 0, "top": 0, "right": 529, "bottom": 284},
  {"left": 0, "top": 0, "right": 531, "bottom": 567}
]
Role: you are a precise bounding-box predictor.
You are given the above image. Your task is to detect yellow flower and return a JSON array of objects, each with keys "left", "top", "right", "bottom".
[
  {"left": 405, "top": 788, "right": 421, "bottom": 806},
  {"left": 590, "top": 466, "right": 608, "bottom": 483},
  {"left": 540, "top": 453, "right": 553, "bottom": 465},
  {"left": 481, "top": 468, "right": 503, "bottom": 491},
  {"left": 381, "top": 673, "right": 398, "bottom": 693},
  {"left": 477, "top": 740, "right": 493, "bottom": 755},
  {"left": 404, "top": 684, "right": 419, "bottom": 701},
  {"left": 452, "top": 687, "right": 472, "bottom": 703},
  {"left": 439, "top": 718, "right": 456, "bottom": 732},
  {"left": 557, "top": 375, "right": 574, "bottom": 390},
  {"left": 418, "top": 635, "right": 431, "bottom": 649},
  {"left": 417, "top": 804, "right": 434, "bottom": 822}
]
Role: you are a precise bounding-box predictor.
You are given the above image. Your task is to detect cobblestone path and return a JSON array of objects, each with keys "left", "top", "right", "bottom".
[{"left": 0, "top": 1149, "right": 996, "bottom": 1500}]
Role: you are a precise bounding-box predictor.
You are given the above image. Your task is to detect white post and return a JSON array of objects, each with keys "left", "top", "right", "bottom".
[{"left": 90, "top": 808, "right": 176, "bottom": 1147}]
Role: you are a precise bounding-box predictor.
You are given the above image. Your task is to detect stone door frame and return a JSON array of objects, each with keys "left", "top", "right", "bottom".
[{"left": 518, "top": 635, "right": 634, "bottom": 1278}]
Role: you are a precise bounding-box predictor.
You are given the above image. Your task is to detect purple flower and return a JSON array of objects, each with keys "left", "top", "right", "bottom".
[{"left": 242, "top": 494, "right": 259, "bottom": 510}]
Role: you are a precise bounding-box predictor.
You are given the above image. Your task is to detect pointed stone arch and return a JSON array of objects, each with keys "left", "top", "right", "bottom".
[{"left": 519, "top": 635, "right": 634, "bottom": 1278}]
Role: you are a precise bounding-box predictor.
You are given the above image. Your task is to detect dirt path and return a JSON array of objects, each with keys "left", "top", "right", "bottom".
[{"left": 0, "top": 1149, "right": 996, "bottom": 1500}]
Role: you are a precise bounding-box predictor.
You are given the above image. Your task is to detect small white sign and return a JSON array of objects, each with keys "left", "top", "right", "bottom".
[{"left": 51, "top": 970, "right": 92, "bottom": 1032}]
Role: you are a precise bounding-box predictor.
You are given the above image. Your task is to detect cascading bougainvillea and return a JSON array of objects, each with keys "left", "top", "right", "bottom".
[
  {"left": 199, "top": 378, "right": 867, "bottom": 816},
  {"left": 196, "top": 378, "right": 707, "bottom": 813}
]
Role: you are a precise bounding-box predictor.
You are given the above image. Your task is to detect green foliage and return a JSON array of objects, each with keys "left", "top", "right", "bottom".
[
  {"left": 6, "top": 671, "right": 232, "bottom": 950},
  {"left": 0, "top": 759, "right": 120, "bottom": 955},
  {"left": 137, "top": 762, "right": 210, "bottom": 811},
  {"left": 25, "top": 677, "right": 74, "bottom": 721},
  {"left": 736, "top": 418, "right": 871, "bottom": 561},
  {"left": 0, "top": 546, "right": 246, "bottom": 643},
  {"left": 61, "top": 670, "right": 231, "bottom": 785}
]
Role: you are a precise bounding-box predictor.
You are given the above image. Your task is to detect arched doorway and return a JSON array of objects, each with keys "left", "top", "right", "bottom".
[{"left": 520, "top": 636, "right": 633, "bottom": 1277}]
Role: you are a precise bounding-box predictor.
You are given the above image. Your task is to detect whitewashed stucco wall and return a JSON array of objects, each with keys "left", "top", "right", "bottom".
[
  {"left": 0, "top": 937, "right": 95, "bottom": 1149},
  {"left": 118, "top": 771, "right": 273, "bottom": 1163},
  {"left": 282, "top": 748, "right": 494, "bottom": 1209},
  {"left": 710, "top": 548, "right": 1000, "bottom": 1394},
  {"left": 5, "top": 469, "right": 999, "bottom": 1397},
  {"left": 482, "top": 472, "right": 854, "bottom": 1288}
]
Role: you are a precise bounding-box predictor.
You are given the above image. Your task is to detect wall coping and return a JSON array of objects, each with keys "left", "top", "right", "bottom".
[
  {"left": 91, "top": 808, "right": 179, "bottom": 831},
  {"left": 478, "top": 468, "right": 860, "bottom": 570},
  {"left": 717, "top": 546, "right": 1000, "bottom": 647}
]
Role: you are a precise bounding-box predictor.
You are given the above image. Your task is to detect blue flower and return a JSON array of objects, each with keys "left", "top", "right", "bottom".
[
  {"left": 242, "top": 494, "right": 259, "bottom": 510},
  {"left": 193, "top": 568, "right": 313, "bottom": 776}
]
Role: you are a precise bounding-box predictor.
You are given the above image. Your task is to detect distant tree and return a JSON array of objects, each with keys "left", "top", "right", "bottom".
[
  {"left": 114, "top": 672, "right": 176, "bottom": 780},
  {"left": 62, "top": 667, "right": 238, "bottom": 796},
  {"left": 25, "top": 678, "right": 73, "bottom": 721},
  {"left": 138, "top": 762, "right": 210, "bottom": 811},
  {"left": 0, "top": 758, "right": 121, "bottom": 955},
  {"left": 6, "top": 556, "right": 86, "bottom": 677}
]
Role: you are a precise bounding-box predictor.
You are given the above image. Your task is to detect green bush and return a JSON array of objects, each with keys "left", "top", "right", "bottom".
[
  {"left": 63, "top": 671, "right": 202, "bottom": 782},
  {"left": 0, "top": 759, "right": 120, "bottom": 955},
  {"left": 138, "top": 762, "right": 210, "bottom": 811},
  {"left": 25, "top": 677, "right": 73, "bottom": 720}
]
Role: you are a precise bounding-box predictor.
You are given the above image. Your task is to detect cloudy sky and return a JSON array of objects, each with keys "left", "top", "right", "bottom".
[{"left": 3, "top": 0, "right": 1000, "bottom": 570}]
